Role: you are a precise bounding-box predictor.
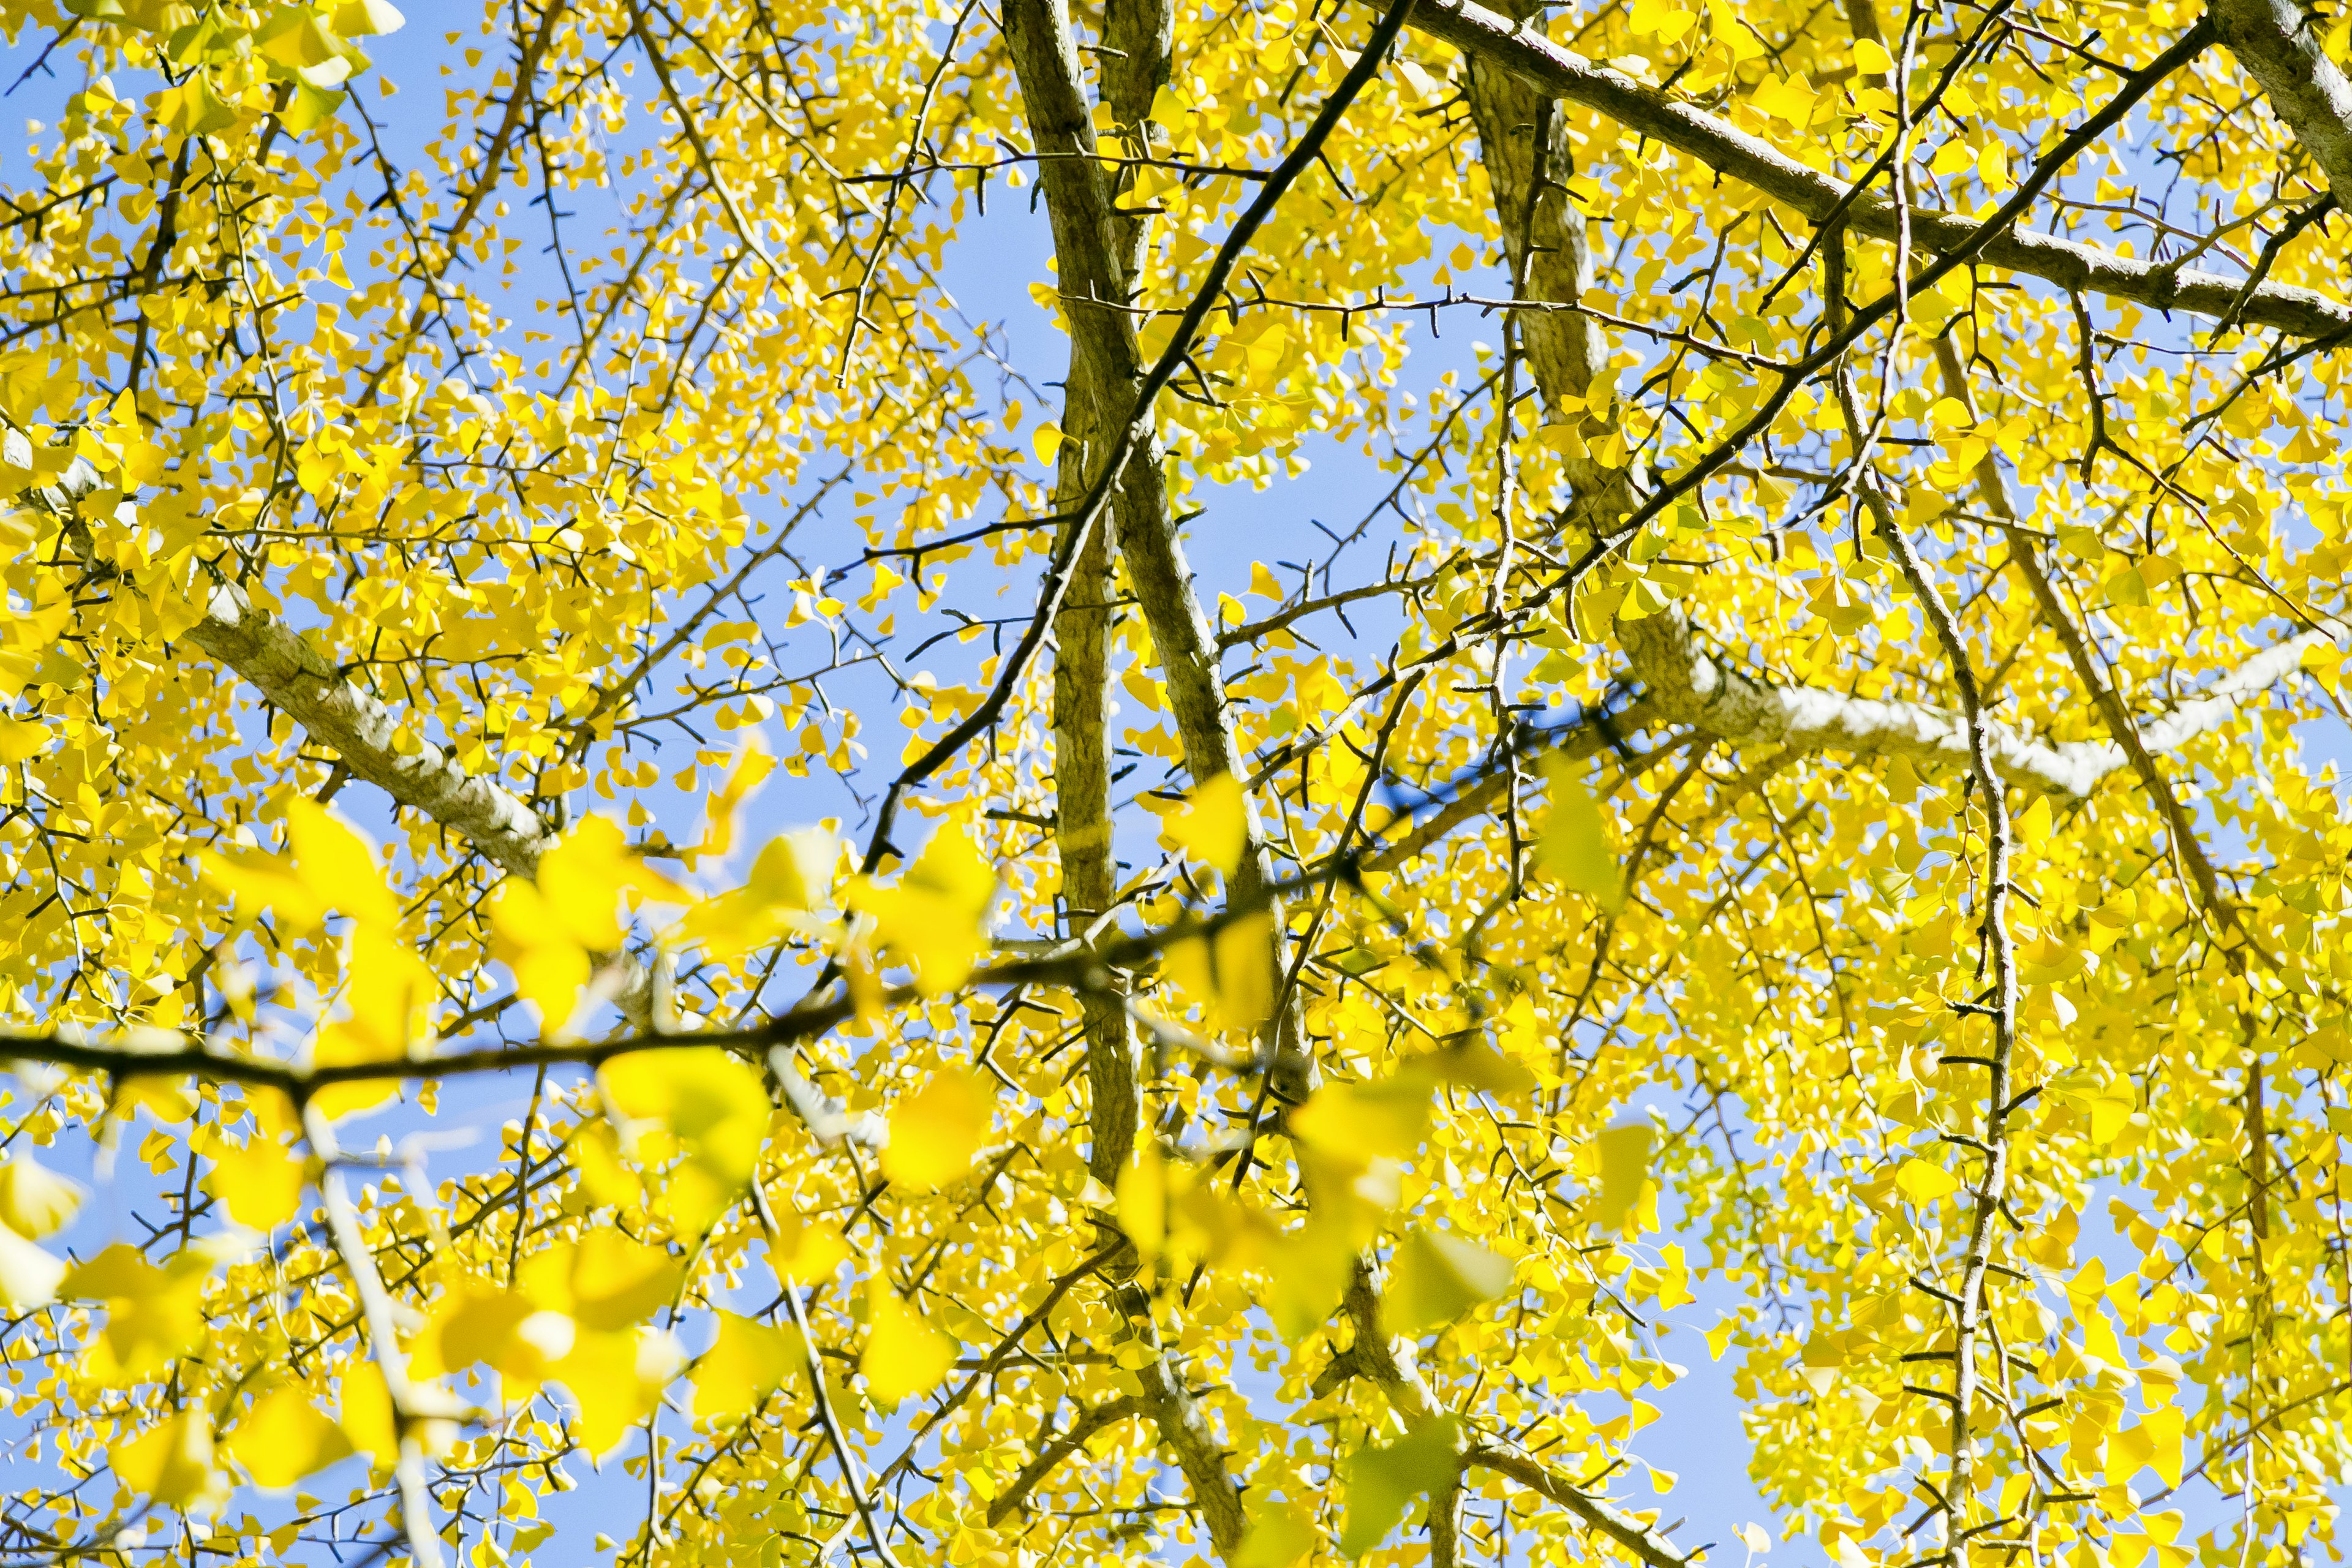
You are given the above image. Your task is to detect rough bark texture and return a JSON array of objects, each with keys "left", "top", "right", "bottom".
[
  {"left": 2212, "top": 0, "right": 2352, "bottom": 209},
  {"left": 185, "top": 581, "right": 555, "bottom": 878},
  {"left": 1419, "top": 0, "right": 2352, "bottom": 341}
]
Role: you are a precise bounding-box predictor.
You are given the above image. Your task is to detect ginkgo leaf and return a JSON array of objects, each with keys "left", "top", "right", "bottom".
[
  {"left": 337, "top": 1361, "right": 399, "bottom": 1465},
  {"left": 537, "top": 813, "right": 693, "bottom": 950},
  {"left": 1289, "top": 1076, "right": 1431, "bottom": 1164},
  {"left": 1385, "top": 1228, "right": 1512, "bottom": 1335},
  {"left": 65, "top": 1245, "right": 210, "bottom": 1382},
  {"left": 1594, "top": 1123, "right": 1656, "bottom": 1231},
  {"left": 518, "top": 1232, "right": 685, "bottom": 1332},
  {"left": 1536, "top": 761, "right": 1623, "bottom": 912},
  {"left": 853, "top": 821, "right": 998, "bottom": 993},
  {"left": 1161, "top": 910, "right": 1276, "bottom": 1038},
  {"left": 600, "top": 1047, "right": 771, "bottom": 1232},
  {"left": 332, "top": 0, "right": 405, "bottom": 36},
  {"left": 0, "top": 1224, "right": 64, "bottom": 1310},
  {"left": 1115, "top": 1143, "right": 1166, "bottom": 1260},
  {"left": 879, "top": 1068, "right": 993, "bottom": 1189},
  {"left": 861, "top": 1285, "right": 954, "bottom": 1406},
  {"left": 691, "top": 1311, "right": 800, "bottom": 1425},
  {"left": 201, "top": 1138, "right": 307, "bottom": 1231},
  {"left": 745, "top": 827, "right": 837, "bottom": 911},
  {"left": 1341, "top": 1417, "right": 1459, "bottom": 1557},
  {"left": 488, "top": 879, "right": 593, "bottom": 1036},
  {"left": 552, "top": 1326, "right": 682, "bottom": 1460},
  {"left": 112, "top": 1411, "right": 221, "bottom": 1510},
  {"left": 1167, "top": 772, "right": 1251, "bottom": 875},
  {"left": 1237, "top": 1499, "right": 1318, "bottom": 1568},
  {"left": 1894, "top": 1157, "right": 1961, "bottom": 1206},
  {"left": 225, "top": 1387, "right": 355, "bottom": 1489},
  {"left": 0, "top": 1155, "right": 84, "bottom": 1238},
  {"left": 285, "top": 799, "right": 399, "bottom": 928},
  {"left": 694, "top": 736, "right": 777, "bottom": 866}
]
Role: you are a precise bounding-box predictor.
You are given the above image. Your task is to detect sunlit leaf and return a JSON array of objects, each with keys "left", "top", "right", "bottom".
[
  {"left": 861, "top": 1284, "right": 954, "bottom": 1406},
  {"left": 879, "top": 1068, "right": 993, "bottom": 1189}
]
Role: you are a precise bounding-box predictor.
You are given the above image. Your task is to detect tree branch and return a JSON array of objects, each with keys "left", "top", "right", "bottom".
[
  {"left": 2211, "top": 0, "right": 2352, "bottom": 210},
  {"left": 1408, "top": 0, "right": 2352, "bottom": 341}
]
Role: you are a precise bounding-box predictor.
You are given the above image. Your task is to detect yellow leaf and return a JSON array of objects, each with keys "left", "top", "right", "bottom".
[
  {"left": 861, "top": 1284, "right": 955, "bottom": 1406},
  {"left": 337, "top": 1360, "right": 398, "bottom": 1464},
  {"left": 225, "top": 1387, "right": 354, "bottom": 1489},
  {"left": 488, "top": 879, "right": 592, "bottom": 1036},
  {"left": 692, "top": 1311, "right": 800, "bottom": 1425},
  {"left": 286, "top": 799, "right": 399, "bottom": 928},
  {"left": 1115, "top": 1143, "right": 1166, "bottom": 1260},
  {"left": 202, "top": 1138, "right": 307, "bottom": 1231},
  {"left": 880, "top": 1068, "right": 993, "bottom": 1189},
  {"left": 695, "top": 735, "right": 777, "bottom": 865},
  {"left": 1537, "top": 761, "right": 1622, "bottom": 911},
  {"left": 332, "top": 0, "right": 404, "bottom": 34},
  {"left": 1167, "top": 772, "right": 1251, "bottom": 876},
  {"left": 1894, "top": 1157, "right": 1961, "bottom": 1205},
  {"left": 115, "top": 1075, "right": 194, "bottom": 1124},
  {"left": 854, "top": 821, "right": 998, "bottom": 993},
  {"left": 1289, "top": 1076, "right": 1431, "bottom": 1164},
  {"left": 1034, "top": 424, "right": 1063, "bottom": 466},
  {"left": 1595, "top": 1123, "right": 1656, "bottom": 1231},
  {"left": 0, "top": 1224, "right": 64, "bottom": 1310},
  {"left": 537, "top": 813, "right": 693, "bottom": 950},
  {"left": 199, "top": 846, "right": 328, "bottom": 931},
  {"left": 551, "top": 1325, "right": 679, "bottom": 1459},
  {"left": 1386, "top": 1228, "right": 1512, "bottom": 1335},
  {"left": 771, "top": 1208, "right": 853, "bottom": 1281},
  {"left": 745, "top": 827, "right": 837, "bottom": 911},
  {"left": 2065, "top": 1256, "right": 2108, "bottom": 1317},
  {"left": 600, "top": 1047, "right": 771, "bottom": 1225},
  {"left": 0, "top": 1155, "right": 84, "bottom": 1238},
  {"left": 1237, "top": 1499, "right": 1317, "bottom": 1568},
  {"left": 0, "top": 715, "right": 47, "bottom": 764},
  {"left": 1162, "top": 910, "right": 1276, "bottom": 1038},
  {"left": 519, "top": 1231, "right": 685, "bottom": 1332},
  {"left": 112, "top": 1411, "right": 220, "bottom": 1510},
  {"left": 1854, "top": 37, "right": 1892, "bottom": 74}
]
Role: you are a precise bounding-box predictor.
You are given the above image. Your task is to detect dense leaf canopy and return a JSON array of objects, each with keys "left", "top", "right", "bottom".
[{"left": 0, "top": 0, "right": 2349, "bottom": 1564}]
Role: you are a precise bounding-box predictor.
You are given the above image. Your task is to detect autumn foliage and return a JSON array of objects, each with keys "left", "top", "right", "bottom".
[{"left": 1, "top": 0, "right": 2350, "bottom": 1564}]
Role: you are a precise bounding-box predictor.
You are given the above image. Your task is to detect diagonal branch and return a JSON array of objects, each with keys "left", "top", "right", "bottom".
[
  {"left": 2212, "top": 0, "right": 2352, "bottom": 209},
  {"left": 1408, "top": 0, "right": 2352, "bottom": 342},
  {"left": 182, "top": 579, "right": 555, "bottom": 879}
]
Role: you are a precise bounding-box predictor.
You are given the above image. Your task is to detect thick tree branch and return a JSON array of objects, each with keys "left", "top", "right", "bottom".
[
  {"left": 183, "top": 581, "right": 556, "bottom": 878},
  {"left": 2212, "top": 0, "right": 2352, "bottom": 209},
  {"left": 984, "top": 1396, "right": 1144, "bottom": 1526},
  {"left": 1409, "top": 0, "right": 2352, "bottom": 341}
]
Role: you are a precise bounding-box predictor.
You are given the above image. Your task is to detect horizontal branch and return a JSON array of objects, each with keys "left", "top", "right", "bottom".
[
  {"left": 1409, "top": 0, "right": 2352, "bottom": 341},
  {"left": 1624, "top": 609, "right": 2335, "bottom": 796}
]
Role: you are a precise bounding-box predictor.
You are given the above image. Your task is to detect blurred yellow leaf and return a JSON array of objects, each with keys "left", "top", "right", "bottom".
[
  {"left": 552, "top": 1325, "right": 680, "bottom": 1458},
  {"left": 112, "top": 1411, "right": 221, "bottom": 1510},
  {"left": 695, "top": 735, "right": 777, "bottom": 867},
  {"left": 61, "top": 1245, "right": 209, "bottom": 1381},
  {"left": 1536, "top": 759, "right": 1622, "bottom": 911},
  {"left": 1594, "top": 1123, "right": 1656, "bottom": 1232},
  {"left": 337, "top": 1360, "right": 398, "bottom": 1464},
  {"left": 538, "top": 813, "right": 693, "bottom": 950},
  {"left": 1167, "top": 772, "right": 1251, "bottom": 875},
  {"left": 600, "top": 1048, "right": 771, "bottom": 1232},
  {"left": 692, "top": 1311, "right": 801, "bottom": 1425},
  {"left": 861, "top": 1284, "right": 954, "bottom": 1406},
  {"left": 518, "top": 1232, "right": 685, "bottom": 1332},
  {"left": 488, "top": 878, "right": 592, "bottom": 1036},
  {"left": 854, "top": 821, "right": 997, "bottom": 993},
  {"left": 225, "top": 1387, "right": 354, "bottom": 1489},
  {"left": 880, "top": 1068, "right": 993, "bottom": 1189},
  {"left": 1237, "top": 1499, "right": 1318, "bottom": 1568},
  {"left": 200, "top": 1138, "right": 307, "bottom": 1231},
  {"left": 1289, "top": 1076, "right": 1431, "bottom": 1164},
  {"left": 0, "top": 1155, "right": 84, "bottom": 1238},
  {"left": 1162, "top": 910, "right": 1276, "bottom": 1037},
  {"left": 285, "top": 799, "right": 399, "bottom": 927},
  {"left": 0, "top": 1224, "right": 63, "bottom": 1310},
  {"left": 1385, "top": 1228, "right": 1512, "bottom": 1335},
  {"left": 1341, "top": 1417, "right": 1459, "bottom": 1556},
  {"left": 1115, "top": 1143, "right": 1166, "bottom": 1260}
]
